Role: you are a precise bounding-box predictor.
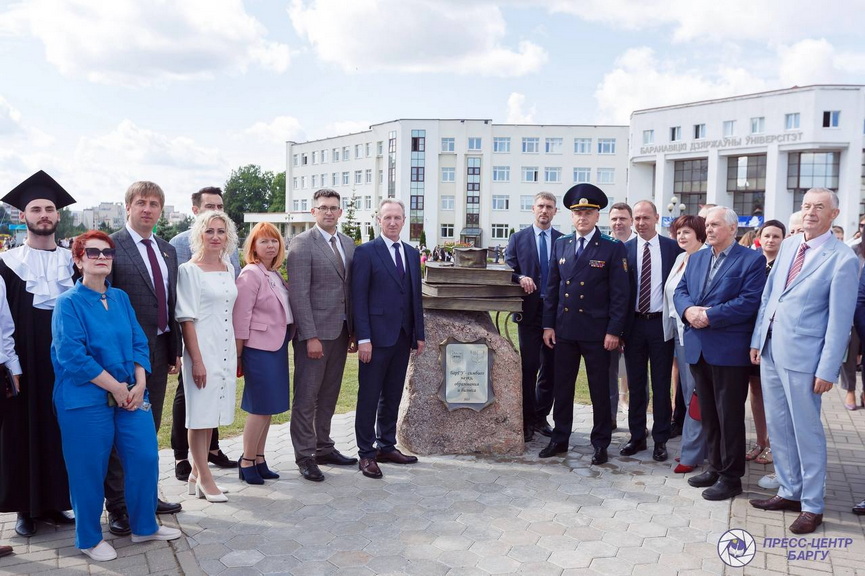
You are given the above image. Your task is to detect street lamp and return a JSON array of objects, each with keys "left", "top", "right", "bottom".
[{"left": 667, "top": 196, "right": 685, "bottom": 225}]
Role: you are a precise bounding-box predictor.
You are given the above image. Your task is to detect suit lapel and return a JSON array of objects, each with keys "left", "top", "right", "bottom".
[
  {"left": 374, "top": 237, "right": 402, "bottom": 287},
  {"left": 784, "top": 237, "right": 835, "bottom": 293},
  {"left": 690, "top": 250, "right": 711, "bottom": 303},
  {"left": 702, "top": 245, "right": 740, "bottom": 299},
  {"left": 118, "top": 230, "right": 157, "bottom": 297},
  {"left": 315, "top": 229, "right": 346, "bottom": 280}
]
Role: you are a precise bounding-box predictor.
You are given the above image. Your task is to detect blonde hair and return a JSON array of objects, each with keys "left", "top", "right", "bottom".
[
  {"left": 189, "top": 210, "right": 238, "bottom": 263},
  {"left": 243, "top": 222, "right": 286, "bottom": 270}
]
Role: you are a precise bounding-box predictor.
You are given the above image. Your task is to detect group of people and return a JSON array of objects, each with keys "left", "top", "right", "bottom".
[
  {"left": 0, "top": 172, "right": 425, "bottom": 561},
  {"left": 508, "top": 182, "right": 860, "bottom": 535}
]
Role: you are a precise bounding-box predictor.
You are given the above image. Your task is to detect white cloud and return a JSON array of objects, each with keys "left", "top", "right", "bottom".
[
  {"left": 289, "top": 0, "right": 547, "bottom": 76},
  {"left": 0, "top": 97, "right": 24, "bottom": 136},
  {"left": 506, "top": 93, "right": 535, "bottom": 124},
  {"left": 320, "top": 121, "right": 372, "bottom": 138},
  {"left": 0, "top": 0, "right": 291, "bottom": 87},
  {"left": 778, "top": 38, "right": 865, "bottom": 86},
  {"left": 244, "top": 116, "right": 307, "bottom": 145}
]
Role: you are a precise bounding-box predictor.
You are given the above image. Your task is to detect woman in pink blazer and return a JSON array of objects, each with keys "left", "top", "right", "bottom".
[{"left": 232, "top": 223, "right": 293, "bottom": 484}]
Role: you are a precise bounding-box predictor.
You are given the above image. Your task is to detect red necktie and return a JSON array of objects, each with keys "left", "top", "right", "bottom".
[
  {"left": 142, "top": 239, "right": 168, "bottom": 332},
  {"left": 784, "top": 242, "right": 809, "bottom": 288}
]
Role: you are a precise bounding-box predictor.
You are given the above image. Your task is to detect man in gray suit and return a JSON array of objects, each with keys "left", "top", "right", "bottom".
[
  {"left": 104, "top": 181, "right": 182, "bottom": 536},
  {"left": 287, "top": 188, "right": 358, "bottom": 482}
]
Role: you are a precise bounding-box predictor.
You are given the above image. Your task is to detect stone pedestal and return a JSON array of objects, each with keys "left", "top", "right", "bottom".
[{"left": 397, "top": 310, "right": 524, "bottom": 455}]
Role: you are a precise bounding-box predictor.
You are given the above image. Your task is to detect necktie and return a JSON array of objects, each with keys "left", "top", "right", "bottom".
[
  {"left": 393, "top": 242, "right": 405, "bottom": 278},
  {"left": 329, "top": 236, "right": 345, "bottom": 276},
  {"left": 538, "top": 231, "right": 549, "bottom": 298},
  {"left": 141, "top": 239, "right": 168, "bottom": 332},
  {"left": 575, "top": 237, "right": 585, "bottom": 260},
  {"left": 638, "top": 241, "right": 652, "bottom": 313},
  {"left": 785, "top": 242, "right": 809, "bottom": 288}
]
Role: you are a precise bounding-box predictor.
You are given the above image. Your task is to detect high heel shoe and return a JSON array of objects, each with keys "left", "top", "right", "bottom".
[
  {"left": 238, "top": 456, "right": 264, "bottom": 485},
  {"left": 674, "top": 463, "right": 696, "bottom": 474},
  {"left": 256, "top": 454, "right": 279, "bottom": 479},
  {"left": 188, "top": 475, "right": 228, "bottom": 495},
  {"left": 195, "top": 481, "right": 228, "bottom": 503}
]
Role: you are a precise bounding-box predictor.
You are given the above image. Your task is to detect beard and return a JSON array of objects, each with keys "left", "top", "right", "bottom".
[{"left": 26, "top": 219, "right": 58, "bottom": 237}]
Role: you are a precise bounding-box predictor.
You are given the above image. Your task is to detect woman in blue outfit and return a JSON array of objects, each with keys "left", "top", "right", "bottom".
[{"left": 51, "top": 231, "right": 180, "bottom": 562}]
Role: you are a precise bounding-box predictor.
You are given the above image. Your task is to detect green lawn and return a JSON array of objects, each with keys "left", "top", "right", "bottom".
[{"left": 157, "top": 313, "right": 588, "bottom": 449}]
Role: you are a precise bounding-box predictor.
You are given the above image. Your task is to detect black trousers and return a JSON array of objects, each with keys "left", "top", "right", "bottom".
[
  {"left": 689, "top": 356, "right": 750, "bottom": 481},
  {"left": 171, "top": 372, "right": 220, "bottom": 460},
  {"left": 516, "top": 300, "right": 555, "bottom": 427},
  {"left": 551, "top": 338, "right": 612, "bottom": 449},
  {"left": 624, "top": 316, "right": 674, "bottom": 443}
]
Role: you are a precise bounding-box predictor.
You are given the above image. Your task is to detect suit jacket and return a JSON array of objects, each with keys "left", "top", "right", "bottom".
[
  {"left": 109, "top": 227, "right": 181, "bottom": 357},
  {"left": 286, "top": 228, "right": 355, "bottom": 341},
  {"left": 505, "top": 225, "right": 563, "bottom": 324},
  {"left": 674, "top": 242, "right": 765, "bottom": 366},
  {"left": 233, "top": 263, "right": 294, "bottom": 351},
  {"left": 351, "top": 236, "right": 424, "bottom": 348},
  {"left": 753, "top": 234, "right": 858, "bottom": 382},
  {"left": 542, "top": 228, "right": 629, "bottom": 342},
  {"left": 624, "top": 234, "right": 683, "bottom": 337}
]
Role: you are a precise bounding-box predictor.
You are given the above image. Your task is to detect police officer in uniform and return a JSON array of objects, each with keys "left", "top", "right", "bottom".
[{"left": 538, "top": 184, "right": 630, "bottom": 465}]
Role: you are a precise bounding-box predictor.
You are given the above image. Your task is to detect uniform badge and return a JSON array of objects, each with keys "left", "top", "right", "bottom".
[
  {"left": 622, "top": 258, "right": 628, "bottom": 272},
  {"left": 589, "top": 260, "right": 606, "bottom": 268},
  {"left": 559, "top": 257, "right": 566, "bottom": 265}
]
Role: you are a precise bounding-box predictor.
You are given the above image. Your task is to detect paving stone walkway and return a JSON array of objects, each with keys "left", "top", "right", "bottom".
[{"left": 1, "top": 386, "right": 863, "bottom": 575}]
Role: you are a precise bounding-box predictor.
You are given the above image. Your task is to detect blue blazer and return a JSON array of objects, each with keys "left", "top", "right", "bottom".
[
  {"left": 674, "top": 243, "right": 766, "bottom": 366},
  {"left": 624, "top": 234, "right": 683, "bottom": 337},
  {"left": 505, "top": 226, "right": 563, "bottom": 324},
  {"left": 755, "top": 234, "right": 858, "bottom": 382},
  {"left": 351, "top": 236, "right": 425, "bottom": 348}
]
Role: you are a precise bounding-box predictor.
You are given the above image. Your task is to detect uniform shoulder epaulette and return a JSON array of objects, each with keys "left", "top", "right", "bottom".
[{"left": 600, "top": 233, "right": 617, "bottom": 242}]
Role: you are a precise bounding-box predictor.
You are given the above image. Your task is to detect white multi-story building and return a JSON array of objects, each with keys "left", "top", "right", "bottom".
[
  {"left": 630, "top": 84, "right": 865, "bottom": 233},
  {"left": 281, "top": 119, "right": 629, "bottom": 245}
]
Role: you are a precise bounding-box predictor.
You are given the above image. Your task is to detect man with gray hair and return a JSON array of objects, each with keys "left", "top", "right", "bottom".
[{"left": 674, "top": 206, "right": 766, "bottom": 501}]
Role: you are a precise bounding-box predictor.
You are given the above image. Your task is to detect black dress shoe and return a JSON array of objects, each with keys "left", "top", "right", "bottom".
[
  {"left": 175, "top": 460, "right": 192, "bottom": 481},
  {"left": 619, "top": 438, "right": 647, "bottom": 456},
  {"left": 702, "top": 479, "right": 742, "bottom": 501},
  {"left": 108, "top": 513, "right": 131, "bottom": 536},
  {"left": 535, "top": 423, "right": 553, "bottom": 437},
  {"left": 298, "top": 457, "right": 325, "bottom": 482},
  {"left": 652, "top": 443, "right": 668, "bottom": 462},
  {"left": 359, "top": 457, "right": 383, "bottom": 479},
  {"left": 688, "top": 470, "right": 720, "bottom": 488},
  {"left": 208, "top": 450, "right": 238, "bottom": 468},
  {"left": 852, "top": 499, "right": 865, "bottom": 515},
  {"left": 538, "top": 441, "right": 568, "bottom": 458},
  {"left": 316, "top": 450, "right": 358, "bottom": 466},
  {"left": 156, "top": 499, "right": 182, "bottom": 515},
  {"left": 523, "top": 425, "right": 534, "bottom": 442},
  {"left": 41, "top": 510, "right": 75, "bottom": 525},
  {"left": 376, "top": 449, "right": 418, "bottom": 464},
  {"left": 15, "top": 513, "right": 36, "bottom": 537},
  {"left": 591, "top": 447, "right": 608, "bottom": 465}
]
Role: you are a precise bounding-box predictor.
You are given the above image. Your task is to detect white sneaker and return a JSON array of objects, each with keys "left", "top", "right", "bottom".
[
  {"left": 81, "top": 540, "right": 117, "bottom": 562},
  {"left": 131, "top": 526, "right": 182, "bottom": 543},
  {"left": 758, "top": 473, "right": 781, "bottom": 490}
]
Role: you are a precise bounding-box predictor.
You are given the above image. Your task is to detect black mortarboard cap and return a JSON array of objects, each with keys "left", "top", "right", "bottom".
[
  {"left": 2, "top": 170, "right": 76, "bottom": 211},
  {"left": 563, "top": 183, "right": 608, "bottom": 211}
]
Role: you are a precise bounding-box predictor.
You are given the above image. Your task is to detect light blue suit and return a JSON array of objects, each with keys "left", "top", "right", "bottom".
[{"left": 751, "top": 232, "right": 858, "bottom": 513}]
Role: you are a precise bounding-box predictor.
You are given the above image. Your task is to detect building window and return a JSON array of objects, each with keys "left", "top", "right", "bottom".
[
  {"left": 301, "top": 199, "right": 308, "bottom": 211},
  {"left": 300, "top": 176, "right": 307, "bottom": 189},
  {"left": 673, "top": 159, "right": 708, "bottom": 215},
  {"left": 377, "top": 141, "right": 383, "bottom": 156},
  {"left": 441, "top": 195, "right": 455, "bottom": 210},
  {"left": 544, "top": 167, "right": 562, "bottom": 183},
  {"left": 596, "top": 168, "right": 615, "bottom": 184},
  {"left": 441, "top": 138, "right": 455, "bottom": 152},
  {"left": 311, "top": 175, "right": 317, "bottom": 187},
  {"left": 302, "top": 154, "right": 308, "bottom": 165},
  {"left": 440, "top": 224, "right": 454, "bottom": 238},
  {"left": 723, "top": 120, "right": 736, "bottom": 137},
  {"left": 441, "top": 167, "right": 455, "bottom": 182},
  {"left": 468, "top": 137, "right": 482, "bottom": 151},
  {"left": 292, "top": 199, "right": 299, "bottom": 211},
  {"left": 492, "top": 195, "right": 509, "bottom": 210},
  {"left": 332, "top": 148, "right": 340, "bottom": 162},
  {"left": 522, "top": 166, "right": 539, "bottom": 182},
  {"left": 642, "top": 130, "right": 654, "bottom": 145},
  {"left": 311, "top": 151, "right": 317, "bottom": 164},
  {"left": 670, "top": 126, "right": 681, "bottom": 141},
  {"left": 321, "top": 149, "right": 328, "bottom": 163},
  {"left": 411, "top": 135, "right": 425, "bottom": 152},
  {"left": 355, "top": 170, "right": 363, "bottom": 184},
  {"left": 364, "top": 196, "right": 372, "bottom": 210},
  {"left": 292, "top": 177, "right": 298, "bottom": 190},
  {"left": 493, "top": 137, "right": 511, "bottom": 153},
  {"left": 342, "top": 146, "right": 350, "bottom": 161},
  {"left": 379, "top": 169, "right": 384, "bottom": 184},
  {"left": 342, "top": 172, "right": 350, "bottom": 186},
  {"left": 293, "top": 154, "right": 299, "bottom": 166},
  {"left": 785, "top": 113, "right": 800, "bottom": 130},
  {"left": 491, "top": 224, "right": 509, "bottom": 240},
  {"left": 520, "top": 195, "right": 533, "bottom": 211},
  {"left": 597, "top": 138, "right": 616, "bottom": 154},
  {"left": 787, "top": 152, "right": 840, "bottom": 204},
  {"left": 750, "top": 117, "right": 765, "bottom": 134},
  {"left": 522, "top": 137, "right": 540, "bottom": 153},
  {"left": 545, "top": 138, "right": 563, "bottom": 154},
  {"left": 352, "top": 144, "right": 360, "bottom": 159},
  {"left": 365, "top": 169, "right": 372, "bottom": 184},
  {"left": 574, "top": 138, "right": 591, "bottom": 154},
  {"left": 573, "top": 167, "right": 591, "bottom": 183},
  {"left": 465, "top": 157, "right": 481, "bottom": 228},
  {"left": 823, "top": 110, "right": 840, "bottom": 128},
  {"left": 693, "top": 124, "right": 706, "bottom": 139},
  {"left": 365, "top": 143, "right": 371, "bottom": 157},
  {"left": 410, "top": 166, "right": 425, "bottom": 182},
  {"left": 727, "top": 155, "right": 767, "bottom": 219},
  {"left": 492, "top": 166, "right": 510, "bottom": 182}
]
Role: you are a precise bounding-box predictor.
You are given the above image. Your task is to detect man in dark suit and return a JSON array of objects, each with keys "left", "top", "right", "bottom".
[
  {"left": 352, "top": 198, "right": 425, "bottom": 479},
  {"left": 674, "top": 206, "right": 766, "bottom": 501},
  {"left": 287, "top": 188, "right": 358, "bottom": 482},
  {"left": 505, "top": 191, "right": 562, "bottom": 442},
  {"left": 539, "top": 184, "right": 629, "bottom": 465},
  {"left": 621, "top": 201, "right": 683, "bottom": 461},
  {"left": 105, "top": 181, "right": 182, "bottom": 534}
]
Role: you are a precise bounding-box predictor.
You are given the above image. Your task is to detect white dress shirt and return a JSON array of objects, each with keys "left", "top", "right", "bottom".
[{"left": 635, "top": 234, "right": 663, "bottom": 313}]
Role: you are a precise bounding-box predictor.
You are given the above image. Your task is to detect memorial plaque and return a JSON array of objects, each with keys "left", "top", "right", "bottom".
[{"left": 438, "top": 337, "right": 495, "bottom": 411}]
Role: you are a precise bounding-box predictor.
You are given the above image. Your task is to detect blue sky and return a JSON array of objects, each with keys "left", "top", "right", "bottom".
[{"left": 1, "top": 0, "right": 864, "bottom": 212}]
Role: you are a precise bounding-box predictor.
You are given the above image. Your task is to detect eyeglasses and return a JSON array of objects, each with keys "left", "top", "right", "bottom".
[
  {"left": 315, "top": 206, "right": 340, "bottom": 213},
  {"left": 84, "top": 248, "right": 116, "bottom": 259}
]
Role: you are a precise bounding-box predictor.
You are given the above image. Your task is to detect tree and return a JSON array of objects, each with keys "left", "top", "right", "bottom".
[
  {"left": 341, "top": 192, "right": 361, "bottom": 243},
  {"left": 268, "top": 172, "right": 286, "bottom": 213},
  {"left": 223, "top": 165, "right": 273, "bottom": 232},
  {"left": 419, "top": 230, "right": 427, "bottom": 248},
  {"left": 56, "top": 207, "right": 86, "bottom": 240}
]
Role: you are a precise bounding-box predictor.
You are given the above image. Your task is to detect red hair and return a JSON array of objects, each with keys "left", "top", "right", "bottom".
[{"left": 71, "top": 230, "right": 114, "bottom": 260}]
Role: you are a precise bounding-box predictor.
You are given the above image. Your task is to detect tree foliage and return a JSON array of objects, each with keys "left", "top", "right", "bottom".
[
  {"left": 223, "top": 165, "right": 274, "bottom": 232},
  {"left": 56, "top": 207, "right": 87, "bottom": 240},
  {"left": 269, "top": 172, "right": 286, "bottom": 213},
  {"left": 341, "top": 193, "right": 362, "bottom": 243}
]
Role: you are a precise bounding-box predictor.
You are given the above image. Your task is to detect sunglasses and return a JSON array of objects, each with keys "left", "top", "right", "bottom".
[{"left": 84, "top": 248, "right": 116, "bottom": 259}]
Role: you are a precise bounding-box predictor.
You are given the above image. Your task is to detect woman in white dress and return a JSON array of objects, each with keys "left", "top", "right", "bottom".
[{"left": 176, "top": 210, "right": 238, "bottom": 502}]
